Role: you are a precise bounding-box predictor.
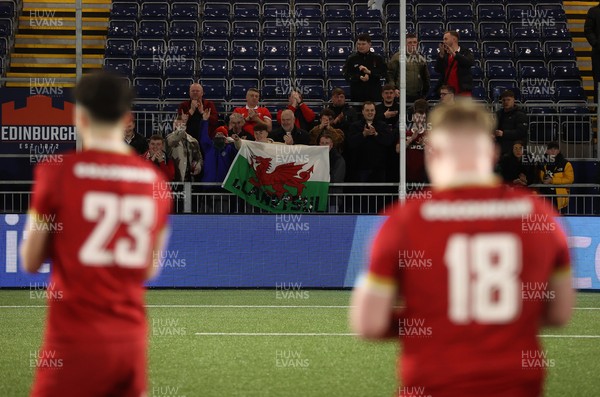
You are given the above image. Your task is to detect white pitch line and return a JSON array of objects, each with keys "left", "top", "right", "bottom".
[
  {"left": 195, "top": 332, "right": 357, "bottom": 336},
  {"left": 1, "top": 305, "right": 600, "bottom": 310},
  {"left": 193, "top": 332, "right": 600, "bottom": 338}
]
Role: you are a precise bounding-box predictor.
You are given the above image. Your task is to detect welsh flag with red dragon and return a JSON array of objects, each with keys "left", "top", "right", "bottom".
[{"left": 222, "top": 141, "right": 330, "bottom": 213}]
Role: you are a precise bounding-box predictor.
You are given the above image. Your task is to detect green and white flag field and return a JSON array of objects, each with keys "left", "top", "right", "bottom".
[{"left": 222, "top": 141, "right": 330, "bottom": 213}]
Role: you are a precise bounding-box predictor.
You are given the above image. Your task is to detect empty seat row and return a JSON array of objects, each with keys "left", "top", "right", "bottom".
[
  {"left": 414, "top": 22, "right": 570, "bottom": 41},
  {"left": 111, "top": 2, "right": 391, "bottom": 21},
  {"left": 410, "top": 3, "right": 566, "bottom": 23}
]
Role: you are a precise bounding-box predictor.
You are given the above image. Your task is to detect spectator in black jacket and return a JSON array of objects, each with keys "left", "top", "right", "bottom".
[
  {"left": 495, "top": 90, "right": 528, "bottom": 157},
  {"left": 326, "top": 87, "right": 359, "bottom": 135},
  {"left": 123, "top": 117, "right": 148, "bottom": 155},
  {"left": 343, "top": 33, "right": 387, "bottom": 102},
  {"left": 499, "top": 141, "right": 537, "bottom": 187},
  {"left": 347, "top": 102, "right": 394, "bottom": 183},
  {"left": 375, "top": 84, "right": 400, "bottom": 126},
  {"left": 585, "top": 2, "right": 600, "bottom": 103},
  {"left": 435, "top": 31, "right": 475, "bottom": 97},
  {"left": 270, "top": 109, "right": 310, "bottom": 145}
]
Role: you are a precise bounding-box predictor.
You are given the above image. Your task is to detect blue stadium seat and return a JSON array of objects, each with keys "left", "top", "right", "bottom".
[
  {"left": 171, "top": 3, "right": 199, "bottom": 20},
  {"left": 200, "top": 40, "right": 229, "bottom": 58},
  {"left": 261, "top": 79, "right": 284, "bottom": 99},
  {"left": 139, "top": 20, "right": 167, "bottom": 38},
  {"left": 326, "top": 40, "right": 353, "bottom": 59},
  {"left": 471, "top": 65, "right": 484, "bottom": 80},
  {"left": 134, "top": 78, "right": 162, "bottom": 100},
  {"left": 234, "top": 3, "right": 260, "bottom": 19},
  {"left": 262, "top": 3, "right": 290, "bottom": 20},
  {"left": 370, "top": 41, "right": 385, "bottom": 56},
  {"left": 388, "top": 3, "right": 401, "bottom": 21},
  {"left": 200, "top": 79, "right": 228, "bottom": 101},
  {"left": 325, "top": 4, "right": 351, "bottom": 20},
  {"left": 556, "top": 86, "right": 586, "bottom": 102},
  {"left": 544, "top": 23, "right": 570, "bottom": 39},
  {"left": 233, "top": 21, "right": 260, "bottom": 38},
  {"left": 231, "top": 59, "right": 260, "bottom": 78},
  {"left": 520, "top": 65, "right": 549, "bottom": 79},
  {"left": 232, "top": 40, "right": 259, "bottom": 58},
  {"left": 511, "top": 25, "right": 540, "bottom": 40},
  {"left": 325, "top": 22, "right": 352, "bottom": 40},
  {"left": 140, "top": 3, "right": 169, "bottom": 20},
  {"left": 326, "top": 60, "right": 345, "bottom": 78},
  {"left": 479, "top": 22, "right": 509, "bottom": 41},
  {"left": 483, "top": 43, "right": 514, "bottom": 60},
  {"left": 327, "top": 80, "right": 350, "bottom": 97},
  {"left": 387, "top": 22, "right": 400, "bottom": 40},
  {"left": 296, "top": 41, "right": 323, "bottom": 59},
  {"left": 107, "top": 20, "right": 137, "bottom": 38},
  {"left": 135, "top": 58, "right": 163, "bottom": 77},
  {"left": 110, "top": 3, "right": 138, "bottom": 20},
  {"left": 106, "top": 38, "right": 135, "bottom": 57},
  {"left": 514, "top": 41, "right": 545, "bottom": 61},
  {"left": 353, "top": 4, "right": 382, "bottom": 20},
  {"left": 262, "top": 59, "right": 291, "bottom": 78},
  {"left": 389, "top": 40, "right": 400, "bottom": 57},
  {"left": 136, "top": 39, "right": 166, "bottom": 57},
  {"left": 486, "top": 62, "right": 517, "bottom": 79},
  {"left": 447, "top": 22, "right": 477, "bottom": 40},
  {"left": 296, "top": 60, "right": 324, "bottom": 78},
  {"left": 355, "top": 23, "right": 384, "bottom": 40},
  {"left": 529, "top": 121, "right": 558, "bottom": 143},
  {"left": 104, "top": 58, "right": 133, "bottom": 77},
  {"left": 562, "top": 121, "right": 591, "bottom": 143},
  {"left": 295, "top": 4, "right": 323, "bottom": 20},
  {"left": 299, "top": 80, "right": 325, "bottom": 100},
  {"left": 200, "top": 59, "right": 228, "bottom": 77},
  {"left": 170, "top": 21, "right": 198, "bottom": 38},
  {"left": 0, "top": 37, "right": 6, "bottom": 56},
  {"left": 296, "top": 21, "right": 322, "bottom": 39},
  {"left": 203, "top": 3, "right": 230, "bottom": 20},
  {"left": 477, "top": 4, "right": 506, "bottom": 21},
  {"left": 417, "top": 22, "right": 444, "bottom": 39},
  {"left": 164, "top": 78, "right": 194, "bottom": 100},
  {"left": 230, "top": 79, "right": 259, "bottom": 100},
  {"left": 536, "top": 4, "right": 567, "bottom": 22},
  {"left": 489, "top": 81, "right": 519, "bottom": 101},
  {"left": 415, "top": 4, "right": 443, "bottom": 22},
  {"left": 263, "top": 40, "right": 291, "bottom": 59},
  {"left": 507, "top": 4, "right": 533, "bottom": 21},
  {"left": 169, "top": 39, "right": 196, "bottom": 58},
  {"left": 420, "top": 40, "right": 439, "bottom": 60},
  {"left": 461, "top": 40, "right": 480, "bottom": 60},
  {"left": 165, "top": 59, "right": 195, "bottom": 77},
  {"left": 552, "top": 65, "right": 581, "bottom": 80},
  {"left": 445, "top": 4, "right": 473, "bottom": 22},
  {"left": 547, "top": 45, "right": 576, "bottom": 59},
  {"left": 263, "top": 21, "right": 291, "bottom": 39},
  {"left": 471, "top": 86, "right": 488, "bottom": 101},
  {"left": 202, "top": 21, "right": 229, "bottom": 38},
  {"left": 0, "top": 1, "right": 14, "bottom": 18}
]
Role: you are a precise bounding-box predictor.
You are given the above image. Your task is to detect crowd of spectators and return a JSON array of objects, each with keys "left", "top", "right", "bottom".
[{"left": 124, "top": 32, "right": 576, "bottom": 213}]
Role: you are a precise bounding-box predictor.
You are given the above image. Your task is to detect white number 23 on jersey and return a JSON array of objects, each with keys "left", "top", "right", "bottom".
[{"left": 79, "top": 192, "right": 156, "bottom": 268}]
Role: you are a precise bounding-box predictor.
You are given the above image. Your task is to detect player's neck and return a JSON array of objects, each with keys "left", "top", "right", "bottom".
[
  {"left": 433, "top": 172, "right": 498, "bottom": 191},
  {"left": 85, "top": 134, "right": 131, "bottom": 154}
]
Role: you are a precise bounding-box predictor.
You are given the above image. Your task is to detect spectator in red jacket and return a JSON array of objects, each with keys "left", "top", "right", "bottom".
[
  {"left": 276, "top": 90, "right": 316, "bottom": 131},
  {"left": 143, "top": 134, "right": 175, "bottom": 181},
  {"left": 177, "top": 83, "right": 218, "bottom": 138},
  {"left": 233, "top": 88, "right": 272, "bottom": 137}
]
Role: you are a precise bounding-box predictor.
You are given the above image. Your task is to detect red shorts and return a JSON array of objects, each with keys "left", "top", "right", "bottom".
[{"left": 30, "top": 339, "right": 147, "bottom": 397}]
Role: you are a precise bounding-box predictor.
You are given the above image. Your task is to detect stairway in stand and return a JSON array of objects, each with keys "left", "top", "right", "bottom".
[{"left": 6, "top": 0, "right": 110, "bottom": 87}]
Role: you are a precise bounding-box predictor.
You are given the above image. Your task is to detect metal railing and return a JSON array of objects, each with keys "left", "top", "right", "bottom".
[{"left": 2, "top": 182, "right": 598, "bottom": 215}]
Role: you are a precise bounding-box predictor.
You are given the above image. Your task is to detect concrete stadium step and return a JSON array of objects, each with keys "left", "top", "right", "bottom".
[
  {"left": 13, "top": 43, "right": 105, "bottom": 55},
  {"left": 564, "top": 1, "right": 595, "bottom": 101},
  {"left": 11, "top": 54, "right": 103, "bottom": 64},
  {"left": 15, "top": 37, "right": 105, "bottom": 45},
  {"left": 23, "top": 0, "right": 111, "bottom": 10},
  {"left": 19, "top": 18, "right": 108, "bottom": 27},
  {"left": 9, "top": 62, "right": 101, "bottom": 74}
]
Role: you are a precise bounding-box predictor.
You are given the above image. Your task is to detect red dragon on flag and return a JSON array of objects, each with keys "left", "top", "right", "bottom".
[{"left": 248, "top": 155, "right": 314, "bottom": 199}]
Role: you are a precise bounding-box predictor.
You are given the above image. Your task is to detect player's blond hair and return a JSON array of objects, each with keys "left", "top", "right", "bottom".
[{"left": 429, "top": 100, "right": 495, "bottom": 136}]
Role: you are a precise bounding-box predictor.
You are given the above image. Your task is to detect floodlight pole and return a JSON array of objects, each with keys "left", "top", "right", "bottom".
[
  {"left": 75, "top": 0, "right": 83, "bottom": 152},
  {"left": 399, "top": 0, "right": 407, "bottom": 203}
]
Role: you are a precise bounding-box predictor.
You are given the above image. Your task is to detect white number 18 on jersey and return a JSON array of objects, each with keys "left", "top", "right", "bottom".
[{"left": 445, "top": 233, "right": 522, "bottom": 324}]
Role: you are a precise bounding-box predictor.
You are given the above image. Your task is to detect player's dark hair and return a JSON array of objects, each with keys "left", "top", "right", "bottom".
[
  {"left": 73, "top": 71, "right": 134, "bottom": 123},
  {"left": 406, "top": 33, "right": 417, "bottom": 40},
  {"left": 331, "top": 87, "right": 346, "bottom": 96},
  {"left": 253, "top": 125, "right": 267, "bottom": 133},
  {"left": 356, "top": 33, "right": 372, "bottom": 43},
  {"left": 382, "top": 84, "right": 396, "bottom": 92},
  {"left": 501, "top": 90, "right": 515, "bottom": 99},
  {"left": 429, "top": 99, "right": 495, "bottom": 135}
]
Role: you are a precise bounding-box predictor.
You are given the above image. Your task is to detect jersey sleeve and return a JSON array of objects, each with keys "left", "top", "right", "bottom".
[
  {"left": 30, "top": 161, "right": 61, "bottom": 218},
  {"left": 152, "top": 171, "right": 173, "bottom": 230},
  {"left": 364, "top": 209, "right": 405, "bottom": 294}
]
